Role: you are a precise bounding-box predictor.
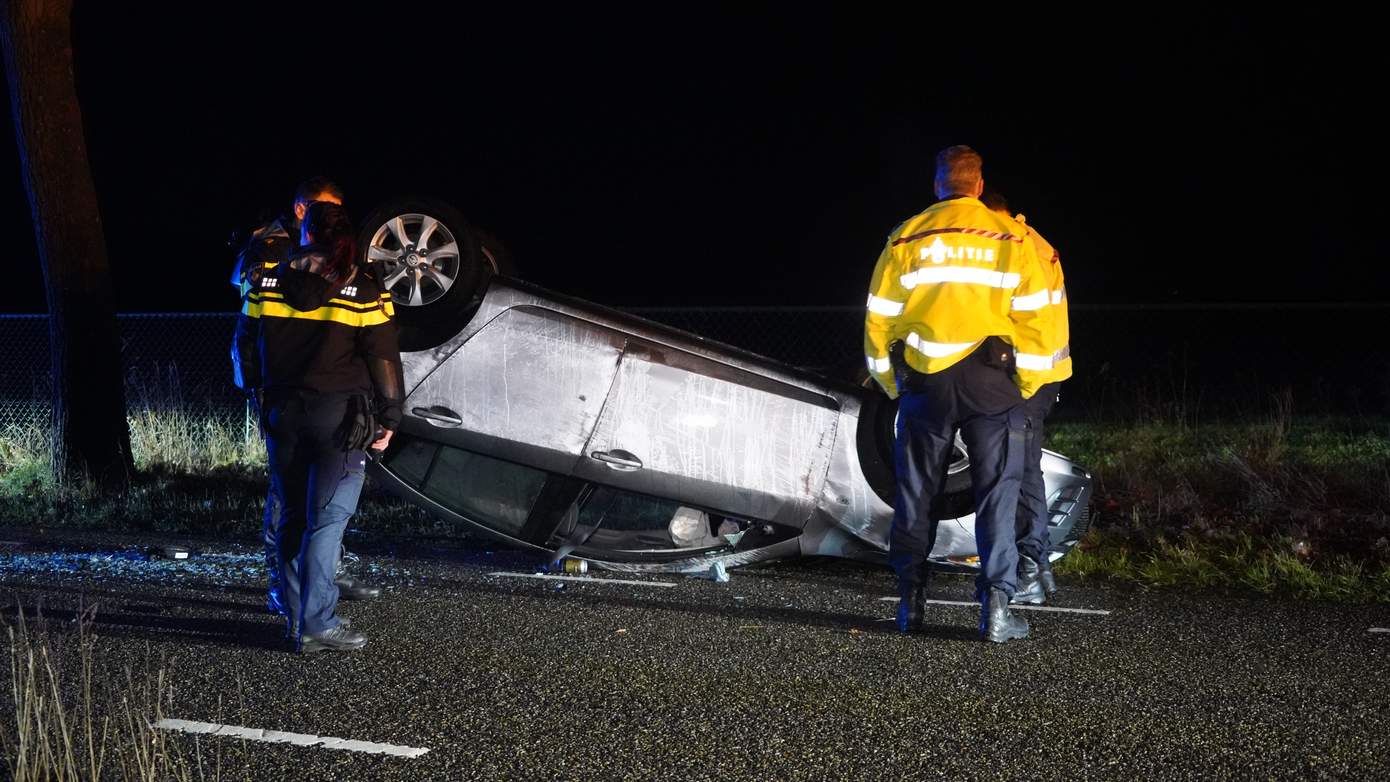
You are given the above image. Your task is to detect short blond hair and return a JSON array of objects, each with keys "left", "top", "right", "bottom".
[{"left": 935, "top": 145, "right": 983, "bottom": 196}]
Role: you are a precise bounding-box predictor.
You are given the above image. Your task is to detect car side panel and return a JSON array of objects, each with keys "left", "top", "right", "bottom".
[
  {"left": 574, "top": 338, "right": 839, "bottom": 527},
  {"left": 401, "top": 305, "right": 625, "bottom": 474}
]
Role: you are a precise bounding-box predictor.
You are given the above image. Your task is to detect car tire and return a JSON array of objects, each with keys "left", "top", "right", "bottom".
[
  {"left": 856, "top": 388, "right": 973, "bottom": 517},
  {"left": 358, "top": 196, "right": 493, "bottom": 352}
]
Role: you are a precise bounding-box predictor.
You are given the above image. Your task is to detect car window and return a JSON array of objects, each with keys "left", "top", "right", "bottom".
[
  {"left": 382, "top": 436, "right": 437, "bottom": 488},
  {"left": 555, "top": 486, "right": 747, "bottom": 553},
  {"left": 382, "top": 434, "right": 547, "bottom": 537}
]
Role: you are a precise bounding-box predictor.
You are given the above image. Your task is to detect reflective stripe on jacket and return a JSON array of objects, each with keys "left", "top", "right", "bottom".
[
  {"left": 863, "top": 196, "right": 1058, "bottom": 399},
  {"left": 231, "top": 247, "right": 404, "bottom": 429},
  {"left": 231, "top": 216, "right": 296, "bottom": 297},
  {"left": 1014, "top": 213, "right": 1071, "bottom": 385}
]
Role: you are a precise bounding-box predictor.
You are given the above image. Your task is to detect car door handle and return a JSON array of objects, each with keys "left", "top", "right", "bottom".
[
  {"left": 412, "top": 405, "right": 463, "bottom": 427},
  {"left": 590, "top": 449, "right": 643, "bottom": 471}
]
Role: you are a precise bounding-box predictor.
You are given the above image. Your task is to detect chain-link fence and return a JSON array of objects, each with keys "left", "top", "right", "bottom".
[
  {"left": 3, "top": 304, "right": 1388, "bottom": 435},
  {"left": 0, "top": 313, "right": 250, "bottom": 433},
  {"left": 0, "top": 309, "right": 864, "bottom": 436}
]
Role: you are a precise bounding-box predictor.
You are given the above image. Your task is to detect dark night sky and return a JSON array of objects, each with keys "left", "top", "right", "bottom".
[{"left": 0, "top": 6, "right": 1377, "bottom": 313}]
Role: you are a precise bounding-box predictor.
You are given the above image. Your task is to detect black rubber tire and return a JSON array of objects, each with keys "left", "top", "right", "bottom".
[
  {"left": 855, "top": 387, "right": 973, "bottom": 518},
  {"left": 358, "top": 196, "right": 489, "bottom": 352}
]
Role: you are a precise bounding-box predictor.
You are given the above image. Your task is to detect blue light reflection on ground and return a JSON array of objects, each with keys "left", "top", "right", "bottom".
[
  {"left": 0, "top": 547, "right": 411, "bottom": 587},
  {"left": 0, "top": 549, "right": 261, "bottom": 583}
]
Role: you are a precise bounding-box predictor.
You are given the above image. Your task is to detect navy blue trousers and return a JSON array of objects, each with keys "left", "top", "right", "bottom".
[
  {"left": 262, "top": 480, "right": 345, "bottom": 611},
  {"left": 262, "top": 488, "right": 284, "bottom": 607},
  {"left": 888, "top": 347, "right": 1027, "bottom": 596},
  {"left": 1016, "top": 383, "right": 1060, "bottom": 569},
  {"left": 264, "top": 393, "right": 366, "bottom": 637}
]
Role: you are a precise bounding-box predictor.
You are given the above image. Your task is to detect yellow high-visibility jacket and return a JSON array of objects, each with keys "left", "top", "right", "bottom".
[
  {"left": 1013, "top": 213, "right": 1071, "bottom": 385},
  {"left": 863, "top": 197, "right": 1058, "bottom": 399}
]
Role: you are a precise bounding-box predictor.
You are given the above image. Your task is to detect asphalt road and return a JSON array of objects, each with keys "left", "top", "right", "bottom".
[{"left": 2, "top": 531, "right": 1388, "bottom": 781}]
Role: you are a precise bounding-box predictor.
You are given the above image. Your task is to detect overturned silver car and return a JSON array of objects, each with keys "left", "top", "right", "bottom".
[{"left": 369, "top": 272, "right": 1092, "bottom": 575}]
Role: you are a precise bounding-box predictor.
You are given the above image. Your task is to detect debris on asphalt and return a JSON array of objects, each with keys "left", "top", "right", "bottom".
[
  {"left": 690, "top": 561, "right": 730, "bottom": 583},
  {"left": 0, "top": 546, "right": 408, "bottom": 589},
  {"left": 554, "top": 558, "right": 588, "bottom": 574},
  {"left": 0, "top": 548, "right": 259, "bottom": 585}
]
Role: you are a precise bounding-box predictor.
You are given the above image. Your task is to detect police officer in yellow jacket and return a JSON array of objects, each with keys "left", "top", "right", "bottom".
[
  {"left": 864, "top": 146, "right": 1059, "bottom": 643},
  {"left": 982, "top": 191, "right": 1072, "bottom": 606}
]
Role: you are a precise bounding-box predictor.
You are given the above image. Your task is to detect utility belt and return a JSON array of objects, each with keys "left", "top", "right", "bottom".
[
  {"left": 260, "top": 387, "right": 382, "bottom": 451},
  {"left": 890, "top": 336, "right": 1015, "bottom": 392}
]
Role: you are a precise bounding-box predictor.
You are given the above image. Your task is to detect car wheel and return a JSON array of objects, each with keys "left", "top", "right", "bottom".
[
  {"left": 856, "top": 388, "right": 973, "bottom": 516},
  {"left": 358, "top": 197, "right": 493, "bottom": 351}
]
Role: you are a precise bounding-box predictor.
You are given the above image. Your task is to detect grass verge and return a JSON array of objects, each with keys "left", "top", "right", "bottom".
[
  {"left": 1048, "top": 416, "right": 1390, "bottom": 602},
  {"left": 3, "top": 411, "right": 1388, "bottom": 602},
  {"left": 1057, "top": 530, "right": 1390, "bottom": 602},
  {"left": 0, "top": 415, "right": 447, "bottom": 539},
  {"left": 1, "top": 602, "right": 240, "bottom": 781}
]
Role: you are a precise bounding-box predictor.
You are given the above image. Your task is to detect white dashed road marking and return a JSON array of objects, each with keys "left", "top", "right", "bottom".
[
  {"left": 1370, "top": 628, "right": 1390, "bottom": 634},
  {"left": 878, "top": 596, "right": 1111, "bottom": 616},
  {"left": 152, "top": 719, "right": 429, "bottom": 758},
  {"left": 490, "top": 572, "right": 676, "bottom": 588}
]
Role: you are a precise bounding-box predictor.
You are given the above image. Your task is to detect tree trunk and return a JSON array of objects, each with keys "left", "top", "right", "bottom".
[{"left": 0, "top": 0, "right": 133, "bottom": 488}]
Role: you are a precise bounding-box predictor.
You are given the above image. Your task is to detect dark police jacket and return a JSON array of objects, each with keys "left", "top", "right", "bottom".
[
  {"left": 232, "top": 246, "right": 405, "bottom": 430},
  {"left": 230, "top": 214, "right": 298, "bottom": 295}
]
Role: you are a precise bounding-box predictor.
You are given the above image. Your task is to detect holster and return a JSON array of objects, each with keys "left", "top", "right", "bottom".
[
  {"left": 978, "top": 335, "right": 1016, "bottom": 371},
  {"left": 888, "top": 339, "right": 922, "bottom": 393},
  {"left": 891, "top": 336, "right": 1015, "bottom": 393},
  {"left": 335, "top": 394, "right": 378, "bottom": 451}
]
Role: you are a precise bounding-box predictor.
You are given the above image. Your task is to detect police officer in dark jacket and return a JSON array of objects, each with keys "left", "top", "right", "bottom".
[
  {"left": 232, "top": 177, "right": 343, "bottom": 296},
  {"left": 233, "top": 201, "right": 403, "bottom": 653},
  {"left": 232, "top": 178, "right": 382, "bottom": 616}
]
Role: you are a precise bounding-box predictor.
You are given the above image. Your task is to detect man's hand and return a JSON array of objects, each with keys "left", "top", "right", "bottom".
[{"left": 369, "top": 428, "right": 394, "bottom": 453}]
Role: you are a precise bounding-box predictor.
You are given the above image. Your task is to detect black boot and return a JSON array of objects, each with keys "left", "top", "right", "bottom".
[
  {"left": 896, "top": 566, "right": 929, "bottom": 633},
  {"left": 287, "top": 616, "right": 349, "bottom": 641},
  {"left": 1011, "top": 555, "right": 1046, "bottom": 605},
  {"left": 334, "top": 545, "right": 381, "bottom": 600},
  {"left": 300, "top": 624, "right": 368, "bottom": 654},
  {"left": 334, "top": 575, "right": 382, "bottom": 600},
  {"left": 980, "top": 587, "right": 1029, "bottom": 643}
]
